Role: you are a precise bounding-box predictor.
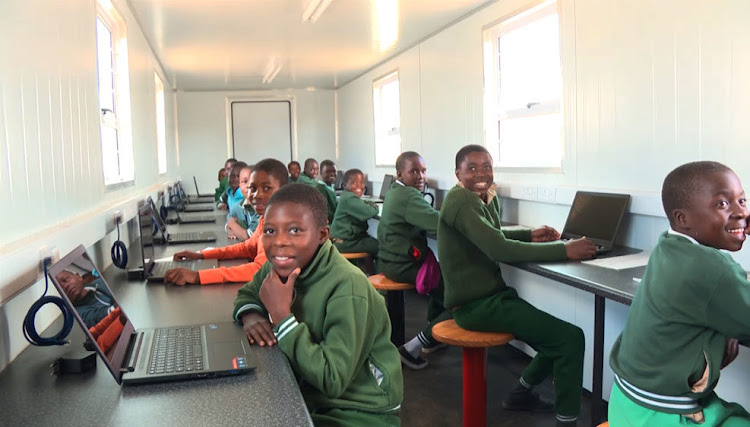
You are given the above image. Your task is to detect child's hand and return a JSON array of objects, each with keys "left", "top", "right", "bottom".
[
  {"left": 164, "top": 268, "right": 200, "bottom": 285},
  {"left": 259, "top": 268, "right": 300, "bottom": 325},
  {"left": 241, "top": 312, "right": 276, "bottom": 347},
  {"left": 721, "top": 338, "right": 739, "bottom": 369},
  {"left": 218, "top": 203, "right": 228, "bottom": 211},
  {"left": 564, "top": 237, "right": 597, "bottom": 260},
  {"left": 173, "top": 250, "right": 203, "bottom": 261},
  {"left": 531, "top": 225, "right": 560, "bottom": 242}
]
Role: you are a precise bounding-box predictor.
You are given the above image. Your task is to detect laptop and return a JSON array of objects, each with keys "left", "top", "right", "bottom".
[
  {"left": 176, "top": 182, "right": 214, "bottom": 212},
  {"left": 147, "top": 197, "right": 217, "bottom": 245},
  {"left": 361, "top": 174, "right": 394, "bottom": 203},
  {"left": 48, "top": 245, "right": 253, "bottom": 385},
  {"left": 191, "top": 176, "right": 215, "bottom": 201},
  {"left": 560, "top": 191, "right": 631, "bottom": 254},
  {"left": 171, "top": 207, "right": 217, "bottom": 225}
]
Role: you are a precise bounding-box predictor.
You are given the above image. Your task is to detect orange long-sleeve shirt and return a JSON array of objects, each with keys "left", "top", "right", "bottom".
[{"left": 198, "top": 217, "right": 266, "bottom": 284}]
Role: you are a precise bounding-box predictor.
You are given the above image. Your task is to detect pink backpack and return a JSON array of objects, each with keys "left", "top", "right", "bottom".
[{"left": 415, "top": 249, "right": 441, "bottom": 295}]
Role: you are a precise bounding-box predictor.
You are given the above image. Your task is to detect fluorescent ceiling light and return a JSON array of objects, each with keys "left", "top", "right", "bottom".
[
  {"left": 262, "top": 58, "right": 282, "bottom": 84},
  {"left": 302, "top": 0, "right": 334, "bottom": 23}
]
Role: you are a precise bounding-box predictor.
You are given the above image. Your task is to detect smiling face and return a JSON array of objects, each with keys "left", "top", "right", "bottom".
[
  {"left": 249, "top": 170, "right": 283, "bottom": 216},
  {"left": 398, "top": 156, "right": 427, "bottom": 191},
  {"left": 320, "top": 164, "right": 337, "bottom": 186},
  {"left": 675, "top": 170, "right": 749, "bottom": 251},
  {"left": 228, "top": 165, "right": 243, "bottom": 191},
  {"left": 345, "top": 172, "right": 366, "bottom": 197},
  {"left": 304, "top": 161, "right": 319, "bottom": 180},
  {"left": 239, "top": 167, "right": 252, "bottom": 199},
  {"left": 262, "top": 201, "right": 329, "bottom": 281},
  {"left": 456, "top": 150, "right": 494, "bottom": 199},
  {"left": 56, "top": 270, "right": 89, "bottom": 303},
  {"left": 288, "top": 163, "right": 301, "bottom": 179}
]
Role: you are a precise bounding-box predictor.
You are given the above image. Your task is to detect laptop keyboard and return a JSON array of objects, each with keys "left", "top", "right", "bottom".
[
  {"left": 150, "top": 261, "right": 178, "bottom": 277},
  {"left": 169, "top": 232, "right": 206, "bottom": 242},
  {"left": 148, "top": 326, "right": 205, "bottom": 375}
]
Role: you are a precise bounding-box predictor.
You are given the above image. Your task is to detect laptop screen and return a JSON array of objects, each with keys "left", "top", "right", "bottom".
[
  {"left": 379, "top": 174, "right": 395, "bottom": 199},
  {"left": 138, "top": 202, "right": 157, "bottom": 273},
  {"left": 48, "top": 245, "right": 136, "bottom": 383},
  {"left": 148, "top": 196, "right": 168, "bottom": 234},
  {"left": 561, "top": 191, "right": 630, "bottom": 248}
]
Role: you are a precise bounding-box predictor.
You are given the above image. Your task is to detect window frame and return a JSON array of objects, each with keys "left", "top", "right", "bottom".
[
  {"left": 372, "top": 70, "right": 402, "bottom": 167},
  {"left": 154, "top": 72, "right": 167, "bottom": 175}
]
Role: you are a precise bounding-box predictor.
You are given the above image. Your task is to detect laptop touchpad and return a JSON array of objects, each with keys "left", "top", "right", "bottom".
[{"left": 210, "top": 341, "right": 254, "bottom": 369}]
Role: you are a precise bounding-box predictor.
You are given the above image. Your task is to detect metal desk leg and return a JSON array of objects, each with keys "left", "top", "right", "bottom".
[
  {"left": 592, "top": 295, "right": 605, "bottom": 425},
  {"left": 385, "top": 290, "right": 406, "bottom": 346}
]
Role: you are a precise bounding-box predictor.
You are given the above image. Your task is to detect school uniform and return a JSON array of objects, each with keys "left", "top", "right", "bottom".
[
  {"left": 218, "top": 186, "right": 244, "bottom": 211},
  {"left": 214, "top": 175, "right": 228, "bottom": 201},
  {"left": 608, "top": 230, "right": 750, "bottom": 426},
  {"left": 438, "top": 184, "right": 584, "bottom": 418},
  {"left": 289, "top": 176, "right": 299, "bottom": 183},
  {"left": 227, "top": 199, "right": 260, "bottom": 234},
  {"left": 233, "top": 240, "right": 403, "bottom": 426},
  {"left": 315, "top": 182, "right": 338, "bottom": 225},
  {"left": 296, "top": 174, "right": 317, "bottom": 186},
  {"left": 330, "top": 190, "right": 379, "bottom": 256},
  {"left": 197, "top": 217, "right": 266, "bottom": 284},
  {"left": 377, "top": 181, "right": 450, "bottom": 345}
]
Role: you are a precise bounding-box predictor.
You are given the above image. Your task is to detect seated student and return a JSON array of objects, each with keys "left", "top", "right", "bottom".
[
  {"left": 233, "top": 184, "right": 403, "bottom": 425},
  {"left": 315, "top": 159, "right": 338, "bottom": 224},
  {"left": 56, "top": 269, "right": 116, "bottom": 328},
  {"left": 215, "top": 158, "right": 237, "bottom": 201},
  {"left": 287, "top": 160, "right": 301, "bottom": 183},
  {"left": 296, "top": 158, "right": 319, "bottom": 186},
  {"left": 217, "top": 161, "right": 247, "bottom": 211},
  {"left": 226, "top": 164, "right": 261, "bottom": 241},
  {"left": 439, "top": 145, "right": 595, "bottom": 427},
  {"left": 378, "top": 151, "right": 452, "bottom": 370},
  {"left": 330, "top": 168, "right": 379, "bottom": 256},
  {"left": 164, "top": 158, "right": 288, "bottom": 285},
  {"left": 609, "top": 161, "right": 750, "bottom": 427}
]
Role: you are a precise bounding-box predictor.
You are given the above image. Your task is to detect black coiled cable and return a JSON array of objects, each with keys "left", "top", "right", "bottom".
[
  {"left": 111, "top": 218, "right": 128, "bottom": 269},
  {"left": 23, "top": 258, "right": 74, "bottom": 346}
]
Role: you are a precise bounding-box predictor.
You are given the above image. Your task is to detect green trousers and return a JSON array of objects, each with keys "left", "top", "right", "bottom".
[
  {"left": 609, "top": 381, "right": 750, "bottom": 426},
  {"left": 453, "top": 286, "right": 584, "bottom": 417},
  {"left": 311, "top": 408, "right": 400, "bottom": 426}
]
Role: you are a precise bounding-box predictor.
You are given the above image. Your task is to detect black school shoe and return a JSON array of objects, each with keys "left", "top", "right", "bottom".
[
  {"left": 501, "top": 387, "right": 554, "bottom": 413},
  {"left": 398, "top": 345, "right": 428, "bottom": 370}
]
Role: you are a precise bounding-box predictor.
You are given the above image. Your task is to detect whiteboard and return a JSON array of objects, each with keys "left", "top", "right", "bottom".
[{"left": 231, "top": 101, "right": 292, "bottom": 164}]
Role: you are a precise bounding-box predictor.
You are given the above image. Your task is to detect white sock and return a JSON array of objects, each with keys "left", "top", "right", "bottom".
[{"left": 403, "top": 336, "right": 423, "bottom": 358}]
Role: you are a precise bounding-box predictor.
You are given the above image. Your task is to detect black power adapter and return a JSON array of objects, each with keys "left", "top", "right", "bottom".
[{"left": 50, "top": 350, "right": 97, "bottom": 375}]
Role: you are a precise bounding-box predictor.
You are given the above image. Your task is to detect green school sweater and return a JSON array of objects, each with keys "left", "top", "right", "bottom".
[
  {"left": 214, "top": 176, "right": 228, "bottom": 201},
  {"left": 315, "top": 182, "right": 338, "bottom": 224},
  {"left": 438, "top": 185, "right": 567, "bottom": 308},
  {"left": 330, "top": 190, "right": 379, "bottom": 241},
  {"left": 609, "top": 231, "right": 750, "bottom": 414},
  {"left": 233, "top": 240, "right": 403, "bottom": 415},
  {"left": 296, "top": 174, "right": 317, "bottom": 187},
  {"left": 377, "top": 182, "right": 439, "bottom": 266}
]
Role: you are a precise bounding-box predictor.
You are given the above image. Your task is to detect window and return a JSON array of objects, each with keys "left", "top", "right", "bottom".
[
  {"left": 154, "top": 72, "right": 167, "bottom": 174},
  {"left": 96, "top": 0, "right": 133, "bottom": 185},
  {"left": 373, "top": 71, "right": 401, "bottom": 166},
  {"left": 483, "top": 0, "right": 562, "bottom": 169}
]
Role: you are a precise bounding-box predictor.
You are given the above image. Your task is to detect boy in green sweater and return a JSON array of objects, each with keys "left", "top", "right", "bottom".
[
  {"left": 439, "top": 145, "right": 596, "bottom": 426},
  {"left": 378, "top": 151, "right": 452, "bottom": 370},
  {"left": 609, "top": 161, "right": 750, "bottom": 426},
  {"left": 331, "top": 168, "right": 379, "bottom": 256},
  {"left": 214, "top": 158, "right": 236, "bottom": 201},
  {"left": 315, "top": 159, "right": 338, "bottom": 224},
  {"left": 233, "top": 184, "right": 403, "bottom": 426},
  {"left": 297, "top": 158, "right": 319, "bottom": 186},
  {"left": 287, "top": 160, "right": 301, "bottom": 183}
]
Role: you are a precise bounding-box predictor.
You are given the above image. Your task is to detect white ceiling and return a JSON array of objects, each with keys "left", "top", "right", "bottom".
[{"left": 127, "top": 0, "right": 496, "bottom": 91}]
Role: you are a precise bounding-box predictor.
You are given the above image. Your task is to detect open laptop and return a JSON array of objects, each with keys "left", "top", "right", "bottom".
[
  {"left": 560, "top": 191, "right": 631, "bottom": 254},
  {"left": 191, "top": 176, "right": 215, "bottom": 201},
  {"left": 176, "top": 182, "right": 214, "bottom": 212},
  {"left": 48, "top": 245, "right": 253, "bottom": 385},
  {"left": 170, "top": 206, "right": 217, "bottom": 225},
  {"left": 361, "top": 174, "right": 394, "bottom": 203},
  {"left": 147, "top": 197, "right": 217, "bottom": 245}
]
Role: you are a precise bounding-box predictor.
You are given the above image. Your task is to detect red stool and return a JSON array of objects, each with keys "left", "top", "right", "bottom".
[
  {"left": 432, "top": 319, "right": 515, "bottom": 427},
  {"left": 368, "top": 274, "right": 414, "bottom": 346}
]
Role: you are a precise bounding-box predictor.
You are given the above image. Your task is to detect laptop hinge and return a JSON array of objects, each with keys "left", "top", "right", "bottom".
[{"left": 121, "top": 331, "right": 145, "bottom": 373}]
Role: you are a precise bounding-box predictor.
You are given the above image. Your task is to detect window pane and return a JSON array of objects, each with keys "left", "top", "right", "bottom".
[
  {"left": 497, "top": 113, "right": 562, "bottom": 168},
  {"left": 100, "top": 125, "right": 120, "bottom": 183},
  {"left": 154, "top": 73, "right": 167, "bottom": 174},
  {"left": 96, "top": 18, "right": 115, "bottom": 112},
  {"left": 373, "top": 72, "right": 401, "bottom": 165}
]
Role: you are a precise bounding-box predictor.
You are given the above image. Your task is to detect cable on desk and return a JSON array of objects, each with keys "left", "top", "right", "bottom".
[
  {"left": 111, "top": 217, "right": 128, "bottom": 269},
  {"left": 23, "top": 258, "right": 74, "bottom": 346},
  {"left": 159, "top": 204, "right": 168, "bottom": 221}
]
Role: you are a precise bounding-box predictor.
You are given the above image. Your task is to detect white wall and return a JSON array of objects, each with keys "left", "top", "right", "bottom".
[
  {"left": 0, "top": 0, "right": 178, "bottom": 371},
  {"left": 339, "top": 0, "right": 750, "bottom": 407},
  {"left": 176, "top": 89, "right": 336, "bottom": 192}
]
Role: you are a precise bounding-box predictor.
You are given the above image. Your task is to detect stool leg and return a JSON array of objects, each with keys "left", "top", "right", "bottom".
[
  {"left": 463, "top": 347, "right": 487, "bottom": 427},
  {"left": 385, "top": 290, "right": 405, "bottom": 346}
]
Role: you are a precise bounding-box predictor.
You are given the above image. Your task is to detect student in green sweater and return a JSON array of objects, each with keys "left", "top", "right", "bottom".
[
  {"left": 609, "top": 161, "right": 750, "bottom": 427},
  {"left": 439, "top": 145, "right": 596, "bottom": 426},
  {"left": 297, "top": 158, "right": 319, "bottom": 186},
  {"left": 214, "top": 158, "right": 237, "bottom": 201},
  {"left": 233, "top": 184, "right": 403, "bottom": 426},
  {"left": 378, "top": 151, "right": 452, "bottom": 370},
  {"left": 287, "top": 160, "right": 301, "bottom": 183},
  {"left": 315, "top": 159, "right": 339, "bottom": 224},
  {"left": 331, "top": 168, "right": 379, "bottom": 256}
]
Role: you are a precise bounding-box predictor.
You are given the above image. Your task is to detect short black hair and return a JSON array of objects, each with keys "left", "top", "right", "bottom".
[
  {"left": 396, "top": 151, "right": 422, "bottom": 173},
  {"left": 455, "top": 144, "right": 490, "bottom": 169},
  {"left": 231, "top": 161, "right": 248, "bottom": 172},
  {"left": 304, "top": 158, "right": 318, "bottom": 169},
  {"left": 288, "top": 161, "right": 300, "bottom": 169},
  {"left": 225, "top": 158, "right": 237, "bottom": 164},
  {"left": 320, "top": 159, "right": 336, "bottom": 170},
  {"left": 662, "top": 161, "right": 732, "bottom": 224},
  {"left": 253, "top": 158, "right": 290, "bottom": 186},
  {"left": 267, "top": 183, "right": 328, "bottom": 227},
  {"left": 343, "top": 168, "right": 364, "bottom": 185}
]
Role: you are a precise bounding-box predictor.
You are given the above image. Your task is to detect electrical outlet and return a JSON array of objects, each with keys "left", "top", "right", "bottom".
[
  {"left": 537, "top": 186, "right": 556, "bottom": 202},
  {"left": 523, "top": 186, "right": 538, "bottom": 200},
  {"left": 39, "top": 246, "right": 60, "bottom": 273},
  {"left": 113, "top": 210, "right": 124, "bottom": 225}
]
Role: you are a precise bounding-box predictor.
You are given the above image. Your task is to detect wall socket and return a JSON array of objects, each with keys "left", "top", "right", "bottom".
[
  {"left": 113, "top": 210, "right": 124, "bottom": 225},
  {"left": 537, "top": 186, "right": 556, "bottom": 202},
  {"left": 39, "top": 245, "right": 60, "bottom": 273}
]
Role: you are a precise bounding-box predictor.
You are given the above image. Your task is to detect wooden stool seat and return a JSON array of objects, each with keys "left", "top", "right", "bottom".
[
  {"left": 341, "top": 252, "right": 371, "bottom": 260},
  {"left": 432, "top": 319, "right": 515, "bottom": 427},
  {"left": 368, "top": 273, "right": 414, "bottom": 291},
  {"left": 596, "top": 422, "right": 609, "bottom": 427}
]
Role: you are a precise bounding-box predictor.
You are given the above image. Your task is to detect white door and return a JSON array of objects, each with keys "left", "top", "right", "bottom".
[{"left": 231, "top": 101, "right": 292, "bottom": 163}]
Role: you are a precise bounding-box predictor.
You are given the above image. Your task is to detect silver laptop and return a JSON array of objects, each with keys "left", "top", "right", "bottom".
[
  {"left": 48, "top": 245, "right": 253, "bottom": 385},
  {"left": 147, "top": 197, "right": 217, "bottom": 245},
  {"left": 560, "top": 191, "right": 631, "bottom": 253}
]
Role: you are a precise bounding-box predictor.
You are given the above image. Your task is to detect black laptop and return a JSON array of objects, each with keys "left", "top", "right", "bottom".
[
  {"left": 147, "top": 197, "right": 217, "bottom": 245},
  {"left": 361, "top": 174, "right": 394, "bottom": 203},
  {"left": 560, "top": 191, "right": 631, "bottom": 254},
  {"left": 48, "top": 245, "right": 253, "bottom": 385},
  {"left": 191, "top": 176, "right": 215, "bottom": 201},
  {"left": 170, "top": 202, "right": 217, "bottom": 225},
  {"left": 176, "top": 182, "right": 214, "bottom": 212}
]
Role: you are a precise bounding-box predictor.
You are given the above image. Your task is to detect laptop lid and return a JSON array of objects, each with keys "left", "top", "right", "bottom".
[
  {"left": 379, "top": 174, "right": 395, "bottom": 200},
  {"left": 137, "top": 202, "right": 157, "bottom": 274},
  {"left": 147, "top": 196, "right": 169, "bottom": 234},
  {"left": 560, "top": 191, "right": 631, "bottom": 250}
]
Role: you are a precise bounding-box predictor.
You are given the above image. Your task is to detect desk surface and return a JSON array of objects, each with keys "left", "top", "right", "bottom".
[{"left": 0, "top": 208, "right": 313, "bottom": 427}]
